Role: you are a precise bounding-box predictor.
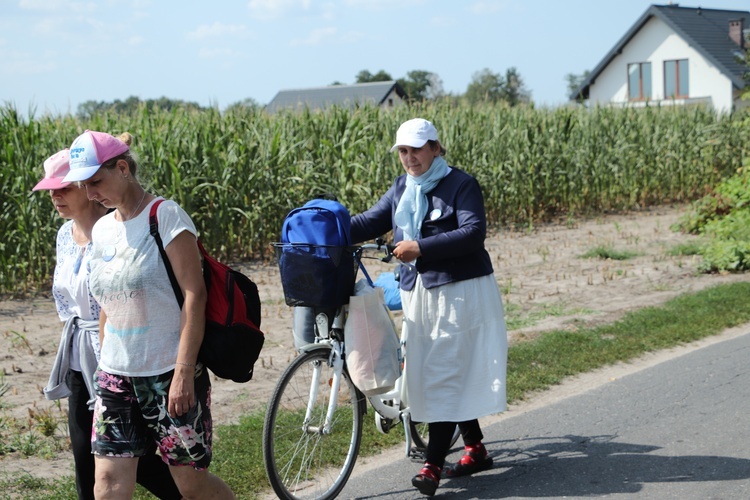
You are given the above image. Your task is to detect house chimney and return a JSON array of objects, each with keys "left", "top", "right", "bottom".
[{"left": 729, "top": 18, "right": 745, "bottom": 48}]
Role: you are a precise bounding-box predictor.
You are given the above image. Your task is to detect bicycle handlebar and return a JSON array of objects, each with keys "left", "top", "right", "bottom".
[{"left": 357, "top": 237, "right": 396, "bottom": 263}]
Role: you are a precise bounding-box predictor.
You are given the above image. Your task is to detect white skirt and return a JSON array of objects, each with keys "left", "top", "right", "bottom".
[{"left": 401, "top": 274, "right": 508, "bottom": 423}]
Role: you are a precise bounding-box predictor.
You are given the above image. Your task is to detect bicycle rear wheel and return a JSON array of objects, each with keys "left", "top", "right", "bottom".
[{"left": 263, "top": 347, "right": 365, "bottom": 500}]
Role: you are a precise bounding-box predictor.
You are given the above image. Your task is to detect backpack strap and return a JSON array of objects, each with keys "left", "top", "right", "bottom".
[{"left": 149, "top": 199, "right": 185, "bottom": 308}]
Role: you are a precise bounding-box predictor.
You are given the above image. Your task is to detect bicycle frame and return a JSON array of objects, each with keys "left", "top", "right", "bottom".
[
  {"left": 299, "top": 339, "right": 345, "bottom": 436},
  {"left": 298, "top": 241, "right": 418, "bottom": 457},
  {"left": 368, "top": 369, "right": 418, "bottom": 458},
  {"left": 263, "top": 240, "right": 462, "bottom": 499}
]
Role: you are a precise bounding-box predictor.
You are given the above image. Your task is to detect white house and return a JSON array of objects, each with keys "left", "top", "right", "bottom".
[{"left": 571, "top": 4, "right": 749, "bottom": 113}]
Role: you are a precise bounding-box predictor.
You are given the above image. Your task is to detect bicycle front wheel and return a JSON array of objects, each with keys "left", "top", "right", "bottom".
[{"left": 263, "top": 347, "right": 365, "bottom": 500}]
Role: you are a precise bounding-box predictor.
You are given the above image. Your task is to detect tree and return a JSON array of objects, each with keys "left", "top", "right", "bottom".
[
  {"left": 565, "top": 70, "right": 591, "bottom": 98},
  {"left": 425, "top": 73, "right": 446, "bottom": 100},
  {"left": 76, "top": 96, "right": 204, "bottom": 119},
  {"left": 500, "top": 67, "right": 531, "bottom": 105},
  {"left": 352, "top": 69, "right": 444, "bottom": 101},
  {"left": 397, "top": 70, "right": 444, "bottom": 101},
  {"left": 739, "top": 38, "right": 750, "bottom": 101},
  {"left": 224, "top": 97, "right": 260, "bottom": 113},
  {"left": 76, "top": 100, "right": 109, "bottom": 120},
  {"left": 355, "top": 69, "right": 393, "bottom": 83},
  {"left": 465, "top": 67, "right": 531, "bottom": 106},
  {"left": 465, "top": 68, "right": 505, "bottom": 104}
]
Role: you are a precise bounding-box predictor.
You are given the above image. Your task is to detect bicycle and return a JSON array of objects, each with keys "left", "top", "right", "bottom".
[{"left": 263, "top": 240, "right": 458, "bottom": 500}]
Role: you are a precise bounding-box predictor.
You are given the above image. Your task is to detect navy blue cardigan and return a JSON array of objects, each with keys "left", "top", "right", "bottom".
[{"left": 350, "top": 167, "right": 494, "bottom": 291}]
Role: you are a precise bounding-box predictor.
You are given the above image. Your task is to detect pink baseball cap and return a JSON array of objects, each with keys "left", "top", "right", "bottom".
[
  {"left": 389, "top": 118, "right": 439, "bottom": 152},
  {"left": 63, "top": 130, "right": 129, "bottom": 183},
  {"left": 32, "top": 149, "right": 72, "bottom": 191}
]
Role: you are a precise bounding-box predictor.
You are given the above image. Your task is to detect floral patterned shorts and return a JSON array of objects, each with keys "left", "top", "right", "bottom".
[{"left": 91, "top": 364, "right": 213, "bottom": 470}]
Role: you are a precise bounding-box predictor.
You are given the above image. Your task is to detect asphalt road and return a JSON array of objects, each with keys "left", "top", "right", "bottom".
[{"left": 338, "top": 325, "right": 750, "bottom": 499}]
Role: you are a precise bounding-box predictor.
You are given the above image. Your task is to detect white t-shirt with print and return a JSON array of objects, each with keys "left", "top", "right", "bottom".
[{"left": 89, "top": 198, "right": 197, "bottom": 377}]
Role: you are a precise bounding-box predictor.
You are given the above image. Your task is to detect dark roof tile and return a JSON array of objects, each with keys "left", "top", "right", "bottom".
[{"left": 266, "top": 81, "right": 407, "bottom": 113}]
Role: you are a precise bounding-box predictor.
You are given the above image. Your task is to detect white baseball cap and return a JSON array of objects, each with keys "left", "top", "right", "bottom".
[
  {"left": 389, "top": 118, "right": 439, "bottom": 152},
  {"left": 64, "top": 130, "right": 129, "bottom": 183}
]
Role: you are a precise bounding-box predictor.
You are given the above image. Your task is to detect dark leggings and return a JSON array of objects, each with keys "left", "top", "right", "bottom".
[
  {"left": 425, "top": 419, "right": 484, "bottom": 469},
  {"left": 68, "top": 370, "right": 182, "bottom": 500}
]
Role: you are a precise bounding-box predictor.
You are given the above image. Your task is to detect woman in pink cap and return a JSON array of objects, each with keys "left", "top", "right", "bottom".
[
  {"left": 63, "top": 130, "right": 234, "bottom": 499},
  {"left": 350, "top": 118, "right": 508, "bottom": 496},
  {"left": 34, "top": 149, "right": 181, "bottom": 500}
]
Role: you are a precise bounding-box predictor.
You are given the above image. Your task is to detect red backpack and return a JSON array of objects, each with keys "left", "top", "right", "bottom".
[{"left": 149, "top": 199, "right": 264, "bottom": 383}]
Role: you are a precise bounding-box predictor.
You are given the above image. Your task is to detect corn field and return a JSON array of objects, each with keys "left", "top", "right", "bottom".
[{"left": 1, "top": 101, "right": 748, "bottom": 296}]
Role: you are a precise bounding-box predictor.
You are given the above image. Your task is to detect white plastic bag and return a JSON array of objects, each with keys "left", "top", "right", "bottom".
[{"left": 345, "top": 279, "right": 402, "bottom": 396}]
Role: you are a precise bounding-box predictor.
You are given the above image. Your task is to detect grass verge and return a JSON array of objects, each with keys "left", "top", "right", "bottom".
[
  {"left": 506, "top": 281, "right": 750, "bottom": 401},
  {"left": 3, "top": 281, "right": 750, "bottom": 498},
  {"left": 580, "top": 245, "right": 641, "bottom": 260}
]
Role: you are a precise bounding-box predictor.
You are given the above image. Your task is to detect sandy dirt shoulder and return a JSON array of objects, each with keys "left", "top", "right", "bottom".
[{"left": 1, "top": 203, "right": 748, "bottom": 482}]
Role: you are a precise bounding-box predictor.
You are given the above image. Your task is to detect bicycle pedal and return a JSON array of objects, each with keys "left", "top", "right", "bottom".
[{"left": 409, "top": 447, "right": 426, "bottom": 462}]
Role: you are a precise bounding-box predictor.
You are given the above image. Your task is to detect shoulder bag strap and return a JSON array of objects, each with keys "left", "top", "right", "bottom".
[{"left": 149, "top": 199, "right": 185, "bottom": 308}]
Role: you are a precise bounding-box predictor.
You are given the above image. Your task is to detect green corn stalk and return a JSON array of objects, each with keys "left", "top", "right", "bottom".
[{"left": 1, "top": 101, "right": 747, "bottom": 295}]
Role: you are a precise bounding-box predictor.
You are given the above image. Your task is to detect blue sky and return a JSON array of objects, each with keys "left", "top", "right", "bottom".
[{"left": 2, "top": 0, "right": 749, "bottom": 116}]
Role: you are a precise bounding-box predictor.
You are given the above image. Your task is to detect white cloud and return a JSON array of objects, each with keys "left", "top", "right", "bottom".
[
  {"left": 319, "top": 3, "right": 336, "bottom": 21},
  {"left": 131, "top": 0, "right": 152, "bottom": 9},
  {"left": 469, "top": 0, "right": 513, "bottom": 15},
  {"left": 32, "top": 16, "right": 67, "bottom": 35},
  {"left": 0, "top": 47, "right": 58, "bottom": 76},
  {"left": 30, "top": 14, "right": 109, "bottom": 42},
  {"left": 133, "top": 9, "right": 150, "bottom": 20},
  {"left": 430, "top": 16, "right": 453, "bottom": 27},
  {"left": 247, "top": 0, "right": 311, "bottom": 20},
  {"left": 20, "top": 0, "right": 101, "bottom": 14},
  {"left": 19, "top": 0, "right": 67, "bottom": 11},
  {"left": 128, "top": 35, "right": 144, "bottom": 46},
  {"left": 187, "top": 22, "right": 251, "bottom": 40},
  {"left": 197, "top": 47, "right": 244, "bottom": 59},
  {"left": 288, "top": 26, "right": 365, "bottom": 46},
  {"left": 289, "top": 26, "right": 336, "bottom": 46},
  {"left": 342, "top": 0, "right": 425, "bottom": 10},
  {"left": 340, "top": 31, "right": 365, "bottom": 44}
]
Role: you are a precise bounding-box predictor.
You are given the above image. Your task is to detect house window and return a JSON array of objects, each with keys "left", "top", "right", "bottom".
[
  {"left": 628, "top": 62, "right": 652, "bottom": 100},
  {"left": 664, "top": 59, "right": 689, "bottom": 98}
]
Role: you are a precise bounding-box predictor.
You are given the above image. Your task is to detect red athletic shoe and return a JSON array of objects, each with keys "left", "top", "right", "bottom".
[
  {"left": 411, "top": 462, "right": 441, "bottom": 496},
  {"left": 444, "top": 443, "right": 493, "bottom": 478}
]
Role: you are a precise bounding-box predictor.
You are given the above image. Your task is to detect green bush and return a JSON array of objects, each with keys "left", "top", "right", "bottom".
[
  {"left": 698, "top": 208, "right": 750, "bottom": 272},
  {"left": 674, "top": 165, "right": 750, "bottom": 234}
]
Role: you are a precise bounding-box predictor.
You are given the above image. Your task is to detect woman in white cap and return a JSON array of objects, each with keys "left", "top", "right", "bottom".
[
  {"left": 34, "top": 149, "right": 181, "bottom": 500},
  {"left": 350, "top": 118, "right": 508, "bottom": 496},
  {"left": 63, "top": 131, "right": 235, "bottom": 499}
]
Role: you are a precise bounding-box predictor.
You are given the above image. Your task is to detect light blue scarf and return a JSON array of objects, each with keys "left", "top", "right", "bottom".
[{"left": 394, "top": 156, "right": 449, "bottom": 241}]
